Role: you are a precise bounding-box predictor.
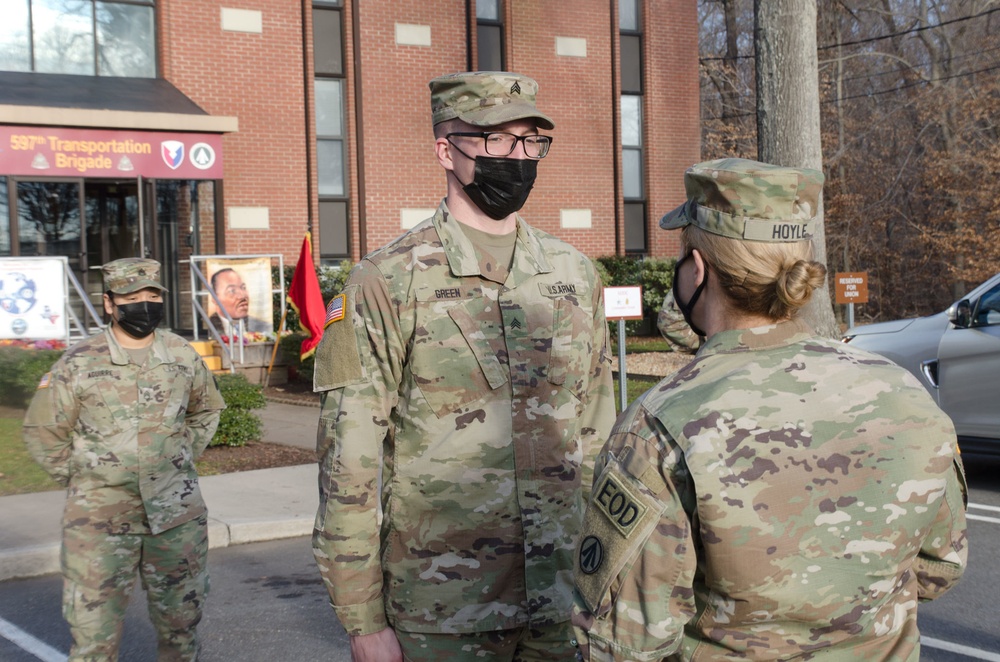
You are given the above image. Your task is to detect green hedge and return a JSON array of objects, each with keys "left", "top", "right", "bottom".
[
  {"left": 0, "top": 347, "right": 64, "bottom": 408},
  {"left": 211, "top": 373, "right": 267, "bottom": 447},
  {"left": 595, "top": 256, "right": 677, "bottom": 336}
]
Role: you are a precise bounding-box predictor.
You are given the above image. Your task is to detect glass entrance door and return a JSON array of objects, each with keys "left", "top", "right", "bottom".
[
  {"left": 13, "top": 179, "right": 144, "bottom": 328},
  {"left": 84, "top": 180, "right": 140, "bottom": 311}
]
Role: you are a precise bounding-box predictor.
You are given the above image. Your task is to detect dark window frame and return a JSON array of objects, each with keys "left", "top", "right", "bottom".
[
  {"left": 475, "top": 0, "right": 504, "bottom": 71},
  {"left": 620, "top": 0, "right": 646, "bottom": 254},
  {"left": 313, "top": 2, "right": 350, "bottom": 262}
]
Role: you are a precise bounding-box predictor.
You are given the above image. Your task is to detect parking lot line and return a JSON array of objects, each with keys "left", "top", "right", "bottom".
[
  {"left": 922, "top": 635, "right": 1000, "bottom": 661},
  {"left": 0, "top": 617, "right": 65, "bottom": 662}
]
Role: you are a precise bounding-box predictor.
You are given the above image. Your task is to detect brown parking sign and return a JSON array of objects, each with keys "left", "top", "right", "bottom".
[{"left": 835, "top": 272, "right": 869, "bottom": 304}]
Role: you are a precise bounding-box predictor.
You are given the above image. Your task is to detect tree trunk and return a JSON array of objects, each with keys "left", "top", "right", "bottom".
[{"left": 754, "top": 0, "right": 839, "bottom": 338}]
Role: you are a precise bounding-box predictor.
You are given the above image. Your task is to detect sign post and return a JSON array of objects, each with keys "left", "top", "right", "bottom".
[
  {"left": 603, "top": 286, "right": 644, "bottom": 412},
  {"left": 834, "top": 272, "right": 869, "bottom": 328}
]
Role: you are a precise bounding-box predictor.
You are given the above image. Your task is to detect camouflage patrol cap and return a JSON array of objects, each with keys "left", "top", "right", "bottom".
[
  {"left": 659, "top": 158, "right": 825, "bottom": 242},
  {"left": 102, "top": 258, "right": 168, "bottom": 294},
  {"left": 430, "top": 71, "right": 555, "bottom": 130}
]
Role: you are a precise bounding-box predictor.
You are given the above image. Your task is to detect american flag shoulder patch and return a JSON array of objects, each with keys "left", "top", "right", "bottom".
[
  {"left": 325, "top": 293, "right": 347, "bottom": 327},
  {"left": 37, "top": 372, "right": 52, "bottom": 389}
]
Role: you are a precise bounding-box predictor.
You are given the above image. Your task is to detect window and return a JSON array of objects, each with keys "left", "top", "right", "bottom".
[
  {"left": 0, "top": 0, "right": 156, "bottom": 77},
  {"left": 314, "top": 2, "right": 350, "bottom": 262},
  {"left": 476, "top": 0, "right": 504, "bottom": 71},
  {"left": 620, "top": 0, "right": 645, "bottom": 253}
]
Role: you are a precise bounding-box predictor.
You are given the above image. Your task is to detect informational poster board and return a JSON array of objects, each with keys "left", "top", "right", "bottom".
[
  {"left": 603, "top": 286, "right": 644, "bottom": 320},
  {"left": 0, "top": 257, "right": 69, "bottom": 340},
  {"left": 205, "top": 257, "right": 274, "bottom": 336}
]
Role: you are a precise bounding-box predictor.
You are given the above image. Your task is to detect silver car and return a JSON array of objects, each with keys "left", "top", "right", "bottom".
[{"left": 842, "top": 272, "right": 1000, "bottom": 455}]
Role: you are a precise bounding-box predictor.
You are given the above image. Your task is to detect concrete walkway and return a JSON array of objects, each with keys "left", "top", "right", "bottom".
[{"left": 0, "top": 401, "right": 322, "bottom": 582}]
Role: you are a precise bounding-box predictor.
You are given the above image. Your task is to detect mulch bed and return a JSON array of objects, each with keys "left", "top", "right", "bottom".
[
  {"left": 197, "top": 440, "right": 316, "bottom": 475},
  {"left": 262, "top": 380, "right": 321, "bottom": 406}
]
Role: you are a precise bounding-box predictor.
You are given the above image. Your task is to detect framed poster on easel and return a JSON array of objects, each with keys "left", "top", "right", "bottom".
[{"left": 0, "top": 257, "right": 70, "bottom": 341}]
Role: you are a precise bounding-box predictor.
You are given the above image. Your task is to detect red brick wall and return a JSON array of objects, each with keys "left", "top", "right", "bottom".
[
  {"left": 509, "top": 0, "right": 618, "bottom": 258},
  {"left": 156, "top": 0, "right": 698, "bottom": 267},
  {"left": 161, "top": 0, "right": 310, "bottom": 260},
  {"left": 354, "top": 0, "right": 467, "bottom": 255},
  {"left": 644, "top": 0, "right": 700, "bottom": 259}
]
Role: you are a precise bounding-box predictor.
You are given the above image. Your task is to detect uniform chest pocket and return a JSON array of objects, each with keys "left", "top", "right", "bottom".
[
  {"left": 576, "top": 454, "right": 664, "bottom": 618},
  {"left": 75, "top": 379, "right": 130, "bottom": 439},
  {"left": 410, "top": 293, "right": 508, "bottom": 417},
  {"left": 547, "top": 296, "right": 594, "bottom": 398},
  {"left": 156, "top": 364, "right": 194, "bottom": 425}
]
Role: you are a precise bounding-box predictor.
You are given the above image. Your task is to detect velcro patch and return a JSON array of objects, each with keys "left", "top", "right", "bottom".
[
  {"left": 314, "top": 286, "right": 365, "bottom": 391},
  {"left": 593, "top": 473, "right": 648, "bottom": 537},
  {"left": 37, "top": 372, "right": 51, "bottom": 389},
  {"left": 324, "top": 293, "right": 347, "bottom": 327}
]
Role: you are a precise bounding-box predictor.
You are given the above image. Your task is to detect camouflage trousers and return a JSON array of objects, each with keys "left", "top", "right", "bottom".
[
  {"left": 61, "top": 514, "right": 209, "bottom": 662},
  {"left": 397, "top": 620, "right": 579, "bottom": 662}
]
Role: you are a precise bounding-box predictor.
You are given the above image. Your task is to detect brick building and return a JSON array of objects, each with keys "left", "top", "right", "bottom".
[{"left": 0, "top": 0, "right": 698, "bottom": 334}]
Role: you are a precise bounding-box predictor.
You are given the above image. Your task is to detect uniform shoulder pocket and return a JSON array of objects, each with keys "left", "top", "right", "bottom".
[
  {"left": 314, "top": 286, "right": 366, "bottom": 392},
  {"left": 576, "top": 449, "right": 664, "bottom": 616}
]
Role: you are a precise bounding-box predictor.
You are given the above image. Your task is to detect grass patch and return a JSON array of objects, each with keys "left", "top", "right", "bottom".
[
  {"left": 611, "top": 337, "right": 673, "bottom": 355},
  {"left": 613, "top": 375, "right": 661, "bottom": 414},
  {"left": 0, "top": 416, "right": 61, "bottom": 496}
]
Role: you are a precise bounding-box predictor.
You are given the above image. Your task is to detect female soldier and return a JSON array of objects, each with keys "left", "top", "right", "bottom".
[{"left": 572, "top": 159, "right": 967, "bottom": 661}]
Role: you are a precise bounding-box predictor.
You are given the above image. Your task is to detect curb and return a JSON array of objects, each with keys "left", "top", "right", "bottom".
[
  {"left": 264, "top": 394, "right": 321, "bottom": 408},
  {"left": 0, "top": 522, "right": 315, "bottom": 582}
]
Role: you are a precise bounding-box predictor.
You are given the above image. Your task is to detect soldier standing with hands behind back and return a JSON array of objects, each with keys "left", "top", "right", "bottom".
[
  {"left": 311, "top": 72, "right": 616, "bottom": 661},
  {"left": 23, "top": 257, "right": 225, "bottom": 661}
]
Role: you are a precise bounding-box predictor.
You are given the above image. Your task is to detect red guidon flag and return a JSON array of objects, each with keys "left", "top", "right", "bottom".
[{"left": 287, "top": 232, "right": 327, "bottom": 360}]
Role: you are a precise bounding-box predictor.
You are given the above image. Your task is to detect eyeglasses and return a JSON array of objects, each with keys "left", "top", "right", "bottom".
[{"left": 446, "top": 132, "right": 553, "bottom": 159}]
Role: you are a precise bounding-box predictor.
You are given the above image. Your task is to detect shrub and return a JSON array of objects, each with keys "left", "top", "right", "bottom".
[
  {"left": 595, "top": 256, "right": 677, "bottom": 336},
  {"left": 0, "top": 347, "right": 64, "bottom": 408},
  {"left": 211, "top": 373, "right": 267, "bottom": 447},
  {"left": 279, "top": 331, "right": 315, "bottom": 383}
]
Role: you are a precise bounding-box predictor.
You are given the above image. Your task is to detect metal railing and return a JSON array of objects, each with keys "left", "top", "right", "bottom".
[
  {"left": 66, "top": 266, "right": 105, "bottom": 341},
  {"left": 189, "top": 261, "right": 239, "bottom": 370}
]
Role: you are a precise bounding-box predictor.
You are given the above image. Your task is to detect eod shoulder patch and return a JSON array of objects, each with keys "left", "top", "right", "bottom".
[
  {"left": 575, "top": 460, "right": 662, "bottom": 616},
  {"left": 594, "top": 473, "right": 648, "bottom": 536}
]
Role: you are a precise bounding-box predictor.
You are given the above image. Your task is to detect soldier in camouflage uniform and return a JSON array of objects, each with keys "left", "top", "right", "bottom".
[
  {"left": 656, "top": 290, "right": 700, "bottom": 355},
  {"left": 572, "top": 159, "right": 968, "bottom": 661},
  {"left": 23, "top": 258, "right": 225, "bottom": 662},
  {"left": 311, "top": 72, "right": 616, "bottom": 661}
]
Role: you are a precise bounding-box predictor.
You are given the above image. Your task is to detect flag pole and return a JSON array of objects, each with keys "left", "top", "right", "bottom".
[{"left": 265, "top": 303, "right": 288, "bottom": 388}]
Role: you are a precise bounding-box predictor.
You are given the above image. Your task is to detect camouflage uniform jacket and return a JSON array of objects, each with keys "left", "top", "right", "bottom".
[
  {"left": 23, "top": 327, "right": 225, "bottom": 535},
  {"left": 313, "top": 201, "right": 616, "bottom": 636},
  {"left": 573, "top": 319, "right": 968, "bottom": 661}
]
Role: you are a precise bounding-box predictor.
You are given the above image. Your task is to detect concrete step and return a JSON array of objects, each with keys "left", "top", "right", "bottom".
[
  {"left": 202, "top": 355, "right": 223, "bottom": 371},
  {"left": 189, "top": 340, "right": 215, "bottom": 356}
]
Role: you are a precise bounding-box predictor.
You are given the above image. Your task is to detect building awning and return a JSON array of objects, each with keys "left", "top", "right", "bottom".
[{"left": 0, "top": 71, "right": 237, "bottom": 133}]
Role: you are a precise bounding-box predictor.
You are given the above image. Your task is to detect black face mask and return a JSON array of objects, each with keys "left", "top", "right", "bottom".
[
  {"left": 460, "top": 155, "right": 538, "bottom": 220},
  {"left": 672, "top": 253, "right": 708, "bottom": 338},
  {"left": 114, "top": 300, "right": 164, "bottom": 339}
]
